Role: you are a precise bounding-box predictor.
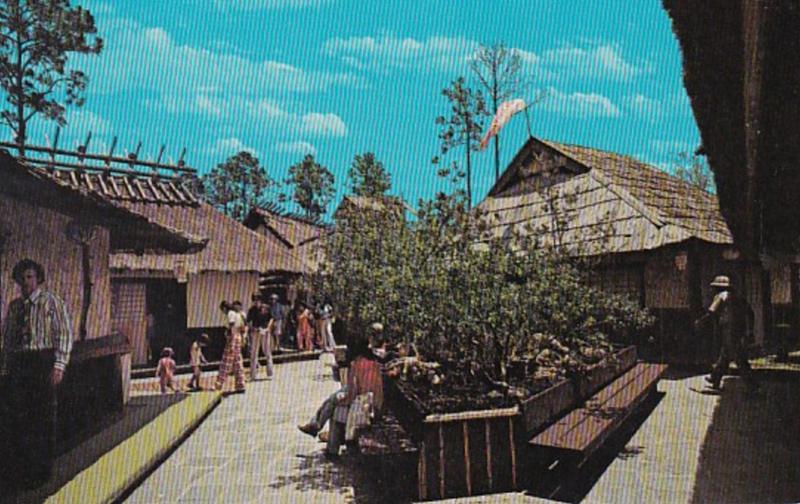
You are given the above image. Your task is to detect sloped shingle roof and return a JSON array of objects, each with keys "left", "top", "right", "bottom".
[
  {"left": 24, "top": 163, "right": 306, "bottom": 274},
  {"left": 479, "top": 137, "right": 733, "bottom": 255}
]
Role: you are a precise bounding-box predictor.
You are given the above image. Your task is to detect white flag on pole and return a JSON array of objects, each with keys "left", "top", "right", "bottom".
[{"left": 479, "top": 98, "right": 527, "bottom": 151}]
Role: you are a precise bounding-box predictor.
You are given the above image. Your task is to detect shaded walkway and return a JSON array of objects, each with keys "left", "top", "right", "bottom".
[
  {"left": 575, "top": 372, "right": 800, "bottom": 503},
  {"left": 125, "top": 360, "right": 384, "bottom": 503},
  {"left": 2, "top": 395, "right": 184, "bottom": 504}
]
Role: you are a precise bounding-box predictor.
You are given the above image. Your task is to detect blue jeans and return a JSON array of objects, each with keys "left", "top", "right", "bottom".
[{"left": 309, "top": 386, "right": 348, "bottom": 432}]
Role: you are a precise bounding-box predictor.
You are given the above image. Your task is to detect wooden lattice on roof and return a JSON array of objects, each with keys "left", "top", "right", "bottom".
[{"left": 2, "top": 141, "right": 201, "bottom": 205}]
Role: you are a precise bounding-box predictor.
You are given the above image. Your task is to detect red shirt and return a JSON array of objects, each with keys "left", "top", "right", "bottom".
[{"left": 346, "top": 356, "right": 384, "bottom": 412}]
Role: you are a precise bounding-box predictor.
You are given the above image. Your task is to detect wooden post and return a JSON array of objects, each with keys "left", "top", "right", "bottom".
[
  {"left": 418, "top": 441, "right": 427, "bottom": 500},
  {"left": 438, "top": 423, "right": 446, "bottom": 499},
  {"left": 463, "top": 421, "right": 472, "bottom": 496},
  {"left": 509, "top": 417, "right": 517, "bottom": 489},
  {"left": 79, "top": 242, "right": 92, "bottom": 340},
  {"left": 485, "top": 419, "right": 493, "bottom": 491}
]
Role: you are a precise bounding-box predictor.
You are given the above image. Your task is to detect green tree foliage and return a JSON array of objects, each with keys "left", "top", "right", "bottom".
[
  {"left": 433, "top": 77, "right": 488, "bottom": 208},
  {"left": 286, "top": 153, "right": 335, "bottom": 221},
  {"left": 469, "top": 42, "right": 525, "bottom": 181},
  {"left": 313, "top": 190, "right": 652, "bottom": 387},
  {"left": 0, "top": 0, "right": 103, "bottom": 154},
  {"left": 347, "top": 151, "right": 391, "bottom": 197},
  {"left": 674, "top": 150, "right": 715, "bottom": 193},
  {"left": 202, "top": 151, "right": 276, "bottom": 221}
]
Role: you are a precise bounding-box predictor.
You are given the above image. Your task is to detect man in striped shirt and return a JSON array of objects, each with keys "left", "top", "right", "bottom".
[{"left": 1, "top": 258, "right": 73, "bottom": 489}]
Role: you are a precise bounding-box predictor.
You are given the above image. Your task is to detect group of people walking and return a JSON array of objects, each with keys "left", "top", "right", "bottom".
[{"left": 153, "top": 293, "right": 339, "bottom": 394}]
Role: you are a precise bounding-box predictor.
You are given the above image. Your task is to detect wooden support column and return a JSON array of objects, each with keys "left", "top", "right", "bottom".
[{"left": 463, "top": 421, "right": 472, "bottom": 496}]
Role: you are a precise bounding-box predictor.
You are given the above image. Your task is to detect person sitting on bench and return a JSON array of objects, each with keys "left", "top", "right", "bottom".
[{"left": 297, "top": 323, "right": 394, "bottom": 442}]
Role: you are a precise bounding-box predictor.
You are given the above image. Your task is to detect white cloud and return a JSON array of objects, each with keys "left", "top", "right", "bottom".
[
  {"left": 213, "top": 0, "right": 332, "bottom": 10},
  {"left": 324, "top": 34, "right": 480, "bottom": 73},
  {"left": 300, "top": 112, "right": 347, "bottom": 137},
  {"left": 211, "top": 137, "right": 259, "bottom": 157},
  {"left": 274, "top": 141, "right": 317, "bottom": 156},
  {"left": 623, "top": 94, "right": 662, "bottom": 119},
  {"left": 543, "top": 88, "right": 621, "bottom": 118},
  {"left": 83, "top": 18, "right": 361, "bottom": 96},
  {"left": 542, "top": 44, "right": 639, "bottom": 80}
]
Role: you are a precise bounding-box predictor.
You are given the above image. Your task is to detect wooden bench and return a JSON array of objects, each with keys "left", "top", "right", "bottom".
[
  {"left": 356, "top": 410, "right": 419, "bottom": 500},
  {"left": 357, "top": 410, "right": 418, "bottom": 456},
  {"left": 529, "top": 362, "right": 667, "bottom": 465}
]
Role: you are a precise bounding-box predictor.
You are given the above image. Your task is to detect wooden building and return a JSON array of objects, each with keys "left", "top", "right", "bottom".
[
  {"left": 243, "top": 207, "right": 326, "bottom": 278},
  {"left": 663, "top": 0, "right": 800, "bottom": 258},
  {"left": 478, "top": 137, "right": 786, "bottom": 363},
  {"left": 5, "top": 143, "right": 306, "bottom": 367},
  {"left": 108, "top": 200, "right": 306, "bottom": 366},
  {"left": 0, "top": 149, "right": 201, "bottom": 418}
]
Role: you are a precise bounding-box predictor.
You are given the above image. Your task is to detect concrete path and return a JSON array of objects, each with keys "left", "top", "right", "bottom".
[
  {"left": 563, "top": 372, "right": 800, "bottom": 504},
  {"left": 125, "top": 359, "right": 383, "bottom": 503},
  {"left": 126, "top": 361, "right": 800, "bottom": 503}
]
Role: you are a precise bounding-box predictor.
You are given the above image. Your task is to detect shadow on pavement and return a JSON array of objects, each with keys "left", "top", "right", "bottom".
[
  {"left": 1, "top": 394, "right": 185, "bottom": 504},
  {"left": 268, "top": 450, "right": 393, "bottom": 503},
  {"left": 690, "top": 378, "right": 800, "bottom": 504}
]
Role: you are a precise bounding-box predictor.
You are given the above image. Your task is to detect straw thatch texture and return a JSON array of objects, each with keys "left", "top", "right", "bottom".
[
  {"left": 479, "top": 138, "right": 733, "bottom": 255},
  {"left": 110, "top": 201, "right": 306, "bottom": 274},
  {"left": 0, "top": 152, "right": 205, "bottom": 254},
  {"left": 243, "top": 207, "right": 328, "bottom": 273}
]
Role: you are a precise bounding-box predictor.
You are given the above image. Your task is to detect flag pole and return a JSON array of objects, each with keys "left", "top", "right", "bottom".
[{"left": 523, "top": 104, "right": 533, "bottom": 139}]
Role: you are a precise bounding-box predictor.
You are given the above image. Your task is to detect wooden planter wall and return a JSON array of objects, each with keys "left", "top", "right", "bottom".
[
  {"left": 391, "top": 345, "right": 640, "bottom": 501},
  {"left": 520, "top": 345, "right": 638, "bottom": 434},
  {"left": 417, "top": 407, "right": 522, "bottom": 501}
]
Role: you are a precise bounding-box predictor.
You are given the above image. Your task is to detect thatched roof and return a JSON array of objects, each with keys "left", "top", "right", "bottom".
[
  {"left": 243, "top": 207, "right": 328, "bottom": 274},
  {"left": 110, "top": 201, "right": 307, "bottom": 274},
  {"left": 15, "top": 157, "right": 306, "bottom": 274},
  {"left": 663, "top": 0, "right": 800, "bottom": 256},
  {"left": 0, "top": 151, "right": 205, "bottom": 254},
  {"left": 244, "top": 207, "right": 326, "bottom": 248},
  {"left": 479, "top": 137, "right": 733, "bottom": 255}
]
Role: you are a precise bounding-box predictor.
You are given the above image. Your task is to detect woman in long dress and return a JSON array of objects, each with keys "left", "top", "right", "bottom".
[{"left": 296, "top": 303, "right": 314, "bottom": 351}]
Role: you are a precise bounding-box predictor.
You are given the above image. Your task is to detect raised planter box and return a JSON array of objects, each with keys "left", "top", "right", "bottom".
[
  {"left": 416, "top": 407, "right": 523, "bottom": 501},
  {"left": 388, "top": 344, "right": 640, "bottom": 501},
  {"left": 520, "top": 345, "right": 638, "bottom": 434}
]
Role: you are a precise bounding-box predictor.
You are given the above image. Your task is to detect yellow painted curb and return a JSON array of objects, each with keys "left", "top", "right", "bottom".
[{"left": 47, "top": 392, "right": 222, "bottom": 504}]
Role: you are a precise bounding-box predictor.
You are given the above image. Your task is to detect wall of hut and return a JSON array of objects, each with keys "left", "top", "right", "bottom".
[
  {"left": 186, "top": 271, "right": 260, "bottom": 328},
  {"left": 0, "top": 194, "right": 112, "bottom": 339}
]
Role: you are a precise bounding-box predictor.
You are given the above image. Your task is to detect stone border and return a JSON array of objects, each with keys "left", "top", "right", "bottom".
[{"left": 46, "top": 391, "right": 222, "bottom": 504}]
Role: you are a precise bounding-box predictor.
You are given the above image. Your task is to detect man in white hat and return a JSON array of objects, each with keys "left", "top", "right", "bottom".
[{"left": 695, "top": 275, "right": 757, "bottom": 391}]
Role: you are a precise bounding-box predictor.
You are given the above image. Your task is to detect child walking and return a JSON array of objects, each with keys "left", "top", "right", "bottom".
[
  {"left": 188, "top": 333, "right": 210, "bottom": 390},
  {"left": 156, "top": 347, "right": 179, "bottom": 393}
]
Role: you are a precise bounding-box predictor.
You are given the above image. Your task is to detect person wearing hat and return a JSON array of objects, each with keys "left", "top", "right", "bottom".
[
  {"left": 695, "top": 275, "right": 757, "bottom": 391},
  {"left": 1, "top": 259, "right": 73, "bottom": 488}
]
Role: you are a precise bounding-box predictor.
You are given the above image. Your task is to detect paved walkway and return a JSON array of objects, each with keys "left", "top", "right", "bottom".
[
  {"left": 125, "top": 359, "right": 383, "bottom": 503},
  {"left": 126, "top": 362, "right": 800, "bottom": 503}
]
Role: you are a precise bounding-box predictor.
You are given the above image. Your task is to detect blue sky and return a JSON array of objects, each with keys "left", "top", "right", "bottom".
[{"left": 18, "top": 0, "right": 700, "bottom": 218}]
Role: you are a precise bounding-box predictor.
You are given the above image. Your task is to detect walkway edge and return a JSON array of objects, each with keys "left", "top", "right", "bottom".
[{"left": 46, "top": 392, "right": 222, "bottom": 504}]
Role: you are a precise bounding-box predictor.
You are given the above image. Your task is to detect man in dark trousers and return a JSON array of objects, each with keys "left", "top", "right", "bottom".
[
  {"left": 1, "top": 259, "right": 74, "bottom": 489},
  {"left": 695, "top": 275, "right": 757, "bottom": 391}
]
